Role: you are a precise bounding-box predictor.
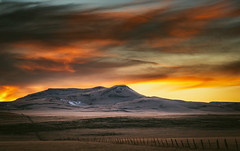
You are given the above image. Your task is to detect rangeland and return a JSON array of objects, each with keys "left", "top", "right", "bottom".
[{"left": 0, "top": 111, "right": 239, "bottom": 151}]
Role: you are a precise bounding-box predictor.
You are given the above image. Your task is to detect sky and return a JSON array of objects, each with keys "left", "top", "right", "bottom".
[{"left": 0, "top": 0, "right": 239, "bottom": 102}]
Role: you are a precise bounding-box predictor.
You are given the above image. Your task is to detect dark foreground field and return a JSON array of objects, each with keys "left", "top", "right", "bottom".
[{"left": 0, "top": 111, "right": 239, "bottom": 151}]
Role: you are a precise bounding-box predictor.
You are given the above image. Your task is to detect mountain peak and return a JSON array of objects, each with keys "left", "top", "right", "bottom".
[
  {"left": 112, "top": 85, "right": 128, "bottom": 87},
  {"left": 101, "top": 85, "right": 143, "bottom": 98},
  {"left": 92, "top": 86, "right": 106, "bottom": 89},
  {"left": 110, "top": 85, "right": 130, "bottom": 89}
]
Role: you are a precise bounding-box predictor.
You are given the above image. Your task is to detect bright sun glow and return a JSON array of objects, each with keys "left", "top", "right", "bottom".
[{"left": 129, "top": 81, "right": 240, "bottom": 102}]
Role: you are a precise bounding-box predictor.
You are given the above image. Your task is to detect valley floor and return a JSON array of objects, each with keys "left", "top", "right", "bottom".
[
  {"left": 0, "top": 141, "right": 232, "bottom": 151},
  {"left": 0, "top": 111, "right": 239, "bottom": 151}
]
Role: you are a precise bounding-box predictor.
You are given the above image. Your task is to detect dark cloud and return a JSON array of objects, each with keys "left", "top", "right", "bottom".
[
  {"left": 218, "top": 61, "right": 240, "bottom": 75},
  {"left": 0, "top": 49, "right": 158, "bottom": 86},
  {"left": 0, "top": 0, "right": 162, "bottom": 47},
  {"left": 0, "top": 2, "right": 75, "bottom": 46},
  {"left": 121, "top": 60, "right": 240, "bottom": 83},
  {"left": 1, "top": 0, "right": 240, "bottom": 53}
]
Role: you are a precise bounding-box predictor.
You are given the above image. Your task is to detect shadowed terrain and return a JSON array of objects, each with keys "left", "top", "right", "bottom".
[{"left": 0, "top": 111, "right": 240, "bottom": 151}]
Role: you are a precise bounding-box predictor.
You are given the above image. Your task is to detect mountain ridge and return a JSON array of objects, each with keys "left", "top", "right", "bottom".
[{"left": 0, "top": 85, "right": 239, "bottom": 113}]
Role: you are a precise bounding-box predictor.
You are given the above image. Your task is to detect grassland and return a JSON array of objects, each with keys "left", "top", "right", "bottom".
[{"left": 0, "top": 111, "right": 239, "bottom": 151}]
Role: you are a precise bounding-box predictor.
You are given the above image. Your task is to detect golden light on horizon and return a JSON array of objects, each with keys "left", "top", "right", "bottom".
[
  {"left": 129, "top": 82, "right": 240, "bottom": 103},
  {"left": 128, "top": 77, "right": 240, "bottom": 102},
  {"left": 0, "top": 86, "right": 19, "bottom": 102}
]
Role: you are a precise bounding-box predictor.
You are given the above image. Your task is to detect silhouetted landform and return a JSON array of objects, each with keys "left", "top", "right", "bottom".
[{"left": 1, "top": 85, "right": 239, "bottom": 112}]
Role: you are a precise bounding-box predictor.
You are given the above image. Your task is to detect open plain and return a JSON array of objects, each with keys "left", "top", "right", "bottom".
[{"left": 0, "top": 111, "right": 239, "bottom": 151}]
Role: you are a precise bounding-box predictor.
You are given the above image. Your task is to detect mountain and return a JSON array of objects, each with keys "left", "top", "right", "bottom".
[{"left": 0, "top": 85, "right": 240, "bottom": 112}]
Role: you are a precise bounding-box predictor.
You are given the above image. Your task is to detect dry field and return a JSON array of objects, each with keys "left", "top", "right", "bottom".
[{"left": 0, "top": 111, "right": 239, "bottom": 151}]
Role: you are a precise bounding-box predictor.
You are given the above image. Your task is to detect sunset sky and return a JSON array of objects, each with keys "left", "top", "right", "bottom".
[{"left": 0, "top": 0, "right": 239, "bottom": 102}]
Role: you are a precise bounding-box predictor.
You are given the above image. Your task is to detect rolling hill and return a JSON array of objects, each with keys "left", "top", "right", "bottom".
[{"left": 0, "top": 85, "right": 239, "bottom": 113}]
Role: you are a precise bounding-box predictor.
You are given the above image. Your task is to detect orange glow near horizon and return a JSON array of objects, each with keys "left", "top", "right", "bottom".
[
  {"left": 128, "top": 79, "right": 240, "bottom": 102},
  {"left": 0, "top": 86, "right": 20, "bottom": 102}
]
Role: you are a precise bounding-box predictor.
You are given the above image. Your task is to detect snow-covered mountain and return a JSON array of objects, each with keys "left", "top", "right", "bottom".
[{"left": 0, "top": 85, "right": 239, "bottom": 112}]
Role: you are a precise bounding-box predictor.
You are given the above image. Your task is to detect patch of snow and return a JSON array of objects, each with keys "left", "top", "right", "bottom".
[{"left": 68, "top": 101, "right": 81, "bottom": 106}]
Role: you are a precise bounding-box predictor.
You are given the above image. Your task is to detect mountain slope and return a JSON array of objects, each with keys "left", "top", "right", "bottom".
[
  {"left": 1, "top": 85, "right": 143, "bottom": 110},
  {"left": 0, "top": 85, "right": 239, "bottom": 112}
]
